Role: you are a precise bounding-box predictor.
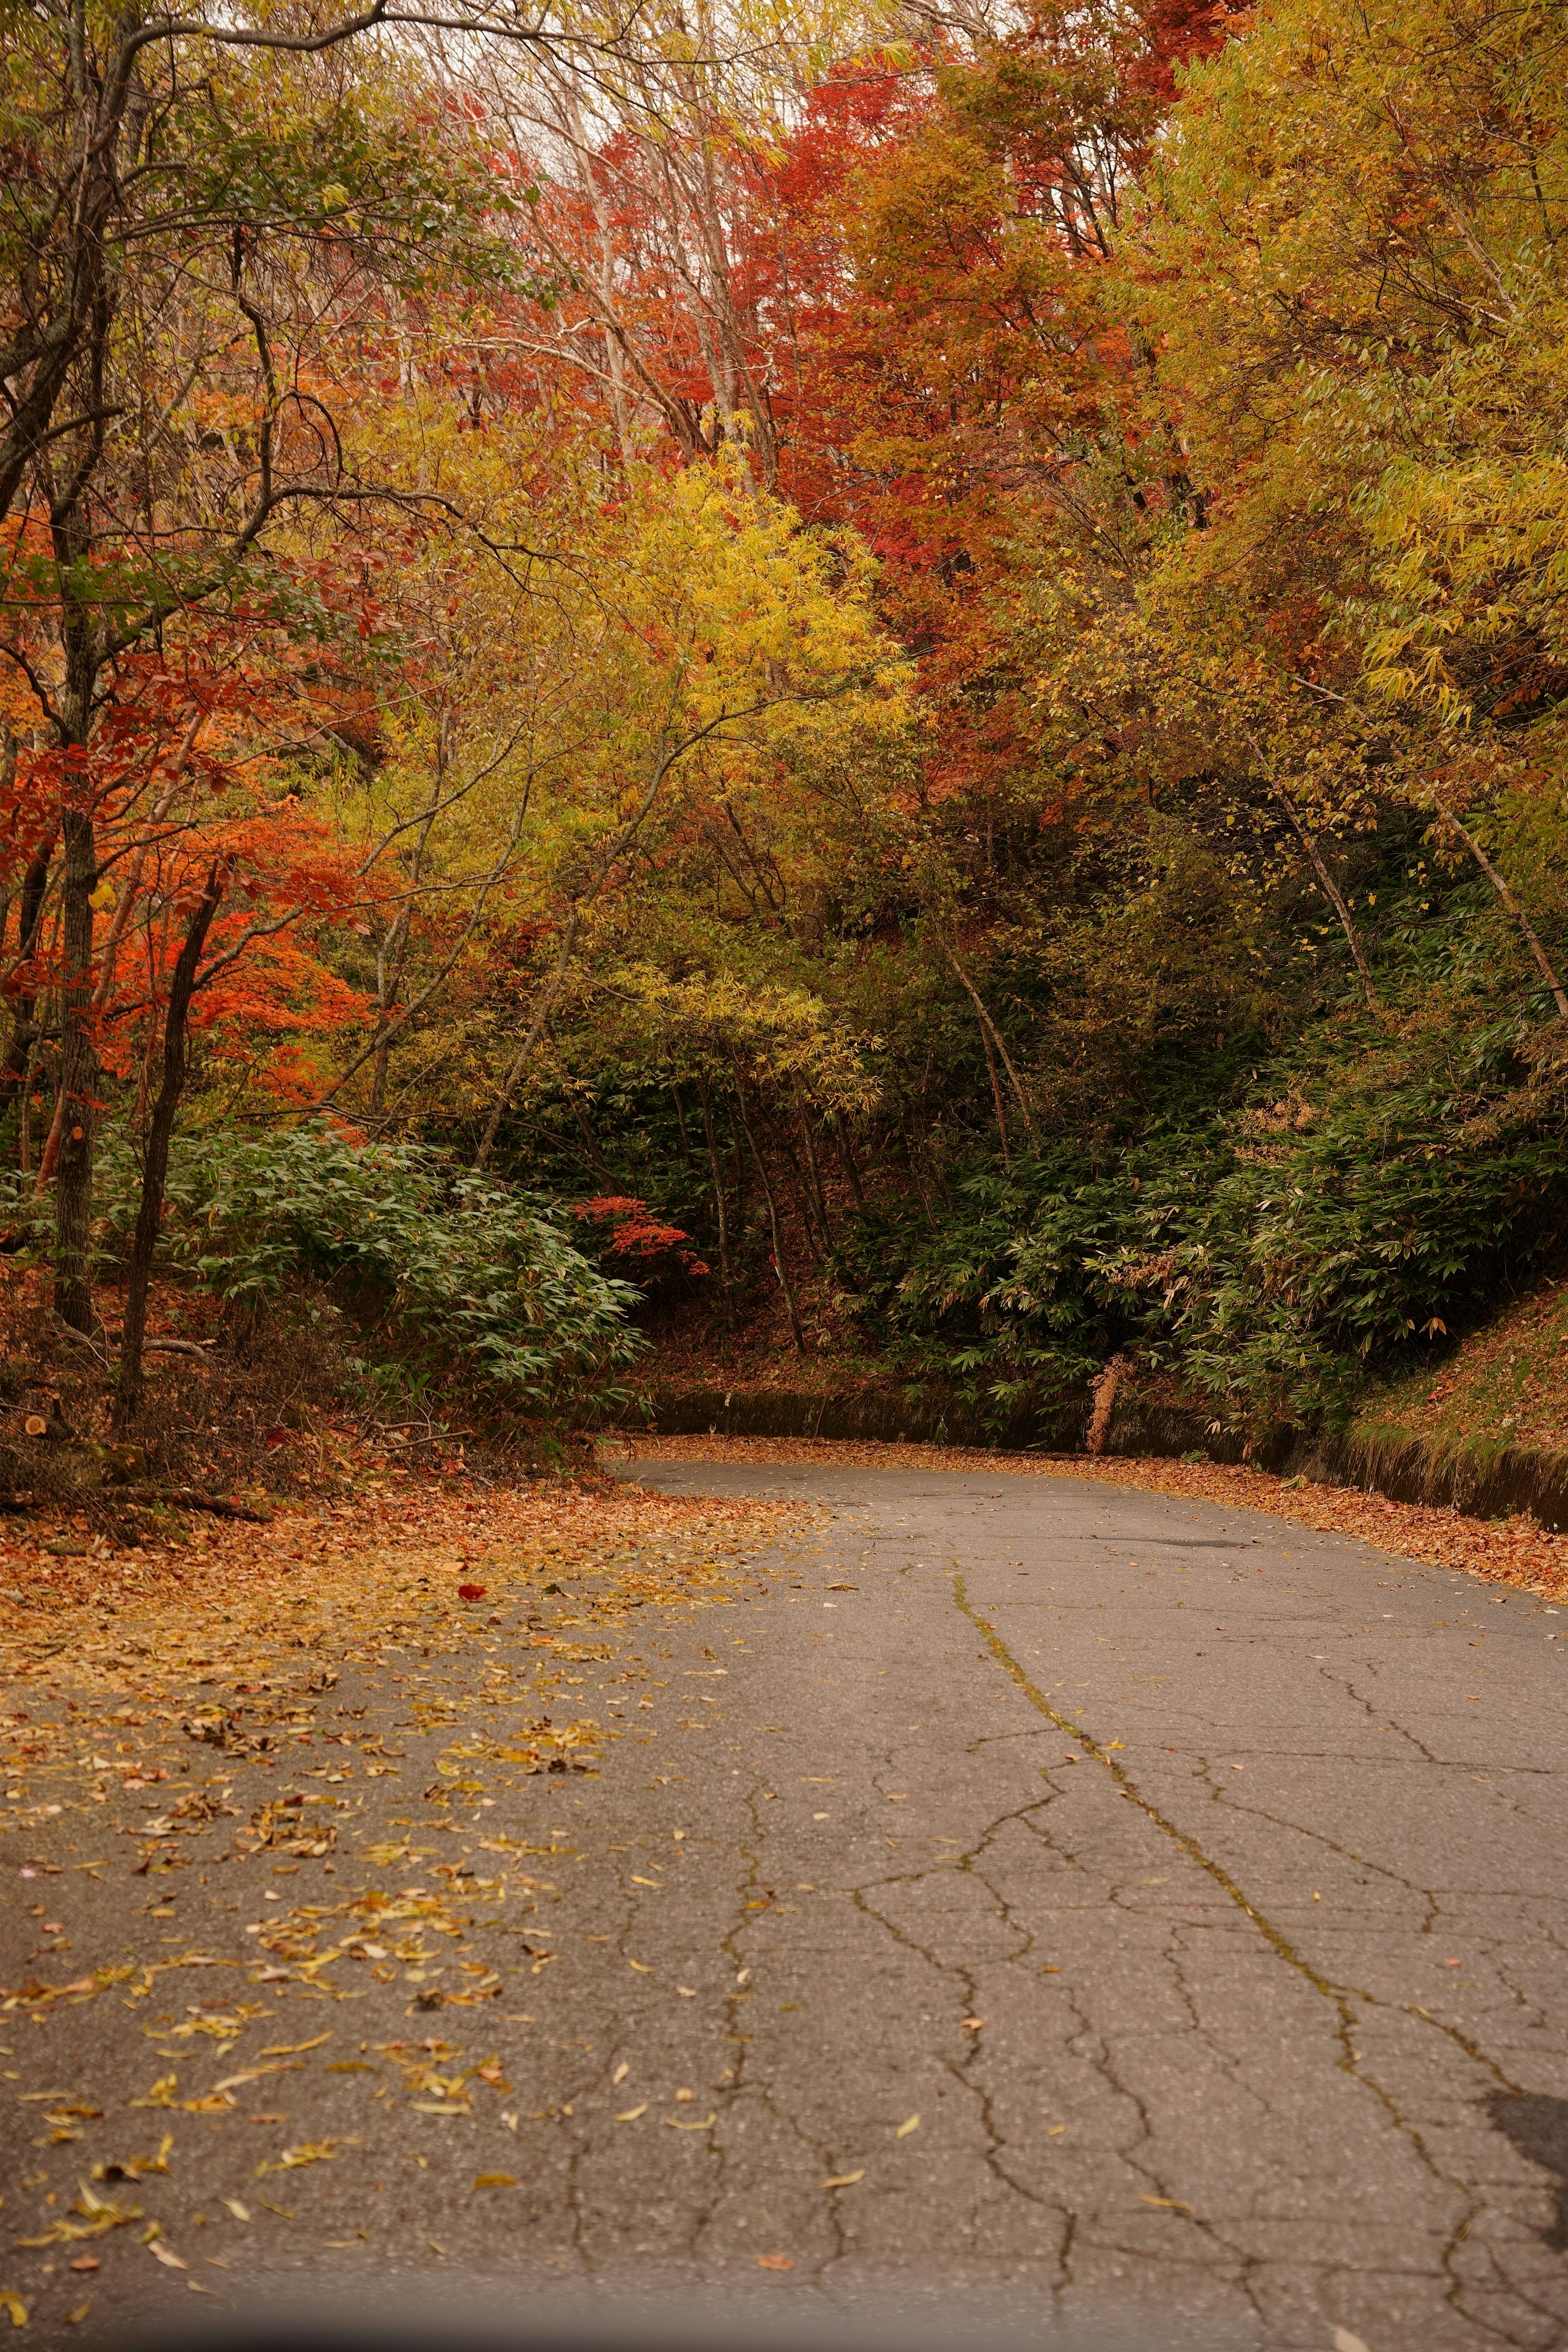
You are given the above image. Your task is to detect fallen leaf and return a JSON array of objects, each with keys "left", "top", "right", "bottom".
[
  {"left": 65, "top": 2303, "right": 91, "bottom": 2327},
  {"left": 960, "top": 2018, "right": 985, "bottom": 2032},
  {"left": 612, "top": 2062, "right": 630, "bottom": 2086},
  {"left": 472, "top": 2175, "right": 516, "bottom": 2189},
  {"left": 147, "top": 2241, "right": 188, "bottom": 2270},
  {"left": 220, "top": 2201, "right": 250, "bottom": 2223},
  {"left": 67, "top": 2259, "right": 98, "bottom": 2275},
  {"left": 260, "top": 2035, "right": 332, "bottom": 2056},
  {"left": 501, "top": 2113, "right": 519, "bottom": 2133},
  {"left": 664, "top": 2112, "right": 716, "bottom": 2130},
  {"left": 756, "top": 2255, "right": 795, "bottom": 2272},
  {"left": 820, "top": 2170, "right": 865, "bottom": 2189},
  {"left": 255, "top": 2139, "right": 360, "bottom": 2176},
  {"left": 1333, "top": 2334, "right": 1371, "bottom": 2352},
  {"left": 0, "top": 2298, "right": 24, "bottom": 2328},
  {"left": 676, "top": 1986, "right": 697, "bottom": 1998},
  {"left": 627, "top": 1960, "right": 652, "bottom": 1974},
  {"left": 1137, "top": 2196, "right": 1192, "bottom": 2212},
  {"left": 895, "top": 2115, "right": 919, "bottom": 2138},
  {"left": 615, "top": 2104, "right": 648, "bottom": 2122}
]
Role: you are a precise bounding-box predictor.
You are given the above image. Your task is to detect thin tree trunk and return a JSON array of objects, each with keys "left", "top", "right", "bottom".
[
  {"left": 1270, "top": 783, "right": 1379, "bottom": 1010},
  {"left": 833, "top": 1116, "right": 865, "bottom": 1211},
  {"left": 53, "top": 806, "right": 99, "bottom": 1331},
  {"left": 945, "top": 943, "right": 1036, "bottom": 1136},
  {"left": 733, "top": 1077, "right": 806, "bottom": 1354},
  {"left": 775, "top": 1128, "right": 826, "bottom": 1266},
  {"left": 114, "top": 864, "right": 225, "bottom": 1428},
  {"left": 798, "top": 1115, "right": 833, "bottom": 1247},
  {"left": 0, "top": 826, "right": 57, "bottom": 1129},
  {"left": 669, "top": 1083, "right": 692, "bottom": 1163},
  {"left": 474, "top": 905, "right": 582, "bottom": 1170},
  {"left": 698, "top": 1084, "right": 731, "bottom": 1285},
  {"left": 1442, "top": 809, "right": 1568, "bottom": 1022}
]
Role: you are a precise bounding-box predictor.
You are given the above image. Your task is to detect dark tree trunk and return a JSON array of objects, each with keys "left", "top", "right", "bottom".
[
  {"left": 698, "top": 1083, "right": 731, "bottom": 1284},
  {"left": 114, "top": 864, "right": 224, "bottom": 1428},
  {"left": 733, "top": 1077, "right": 806, "bottom": 1354},
  {"left": 53, "top": 806, "right": 99, "bottom": 1331}
]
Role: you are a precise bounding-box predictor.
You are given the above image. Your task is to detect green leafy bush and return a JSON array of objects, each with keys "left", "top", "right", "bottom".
[
  {"left": 82, "top": 1123, "right": 644, "bottom": 1419},
  {"left": 841, "top": 999, "right": 1568, "bottom": 1436}
]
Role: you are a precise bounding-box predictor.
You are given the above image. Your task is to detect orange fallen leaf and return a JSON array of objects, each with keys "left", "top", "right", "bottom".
[{"left": 757, "top": 2255, "right": 795, "bottom": 2272}]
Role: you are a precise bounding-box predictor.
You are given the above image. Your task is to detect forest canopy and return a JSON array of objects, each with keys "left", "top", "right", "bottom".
[{"left": 2, "top": 0, "right": 1566, "bottom": 1450}]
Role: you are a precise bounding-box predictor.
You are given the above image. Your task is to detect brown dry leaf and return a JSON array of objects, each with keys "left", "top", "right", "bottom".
[
  {"left": 756, "top": 2256, "right": 795, "bottom": 2272},
  {"left": 472, "top": 2175, "right": 517, "bottom": 2189},
  {"left": 1137, "top": 2196, "right": 1192, "bottom": 2212}
]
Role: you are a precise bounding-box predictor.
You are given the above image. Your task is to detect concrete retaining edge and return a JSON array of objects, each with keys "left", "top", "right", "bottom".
[{"left": 601, "top": 1386, "right": 1568, "bottom": 1534}]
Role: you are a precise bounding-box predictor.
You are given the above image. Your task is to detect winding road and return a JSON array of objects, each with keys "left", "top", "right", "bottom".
[{"left": 6, "top": 1455, "right": 1568, "bottom": 2352}]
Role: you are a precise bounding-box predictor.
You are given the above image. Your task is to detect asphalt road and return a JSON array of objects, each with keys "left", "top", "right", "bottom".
[{"left": 4, "top": 1459, "right": 1568, "bottom": 2352}]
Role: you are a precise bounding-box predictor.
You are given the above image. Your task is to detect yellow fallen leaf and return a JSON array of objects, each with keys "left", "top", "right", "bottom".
[
  {"left": 220, "top": 2201, "right": 250, "bottom": 2223},
  {"left": 1137, "top": 2196, "right": 1192, "bottom": 2212},
  {"left": 627, "top": 1960, "right": 652, "bottom": 1974},
  {"left": 255, "top": 2139, "right": 361, "bottom": 2176},
  {"left": 131, "top": 2074, "right": 178, "bottom": 2108},
  {"left": 960, "top": 2018, "right": 985, "bottom": 2031},
  {"left": 410, "top": 2102, "right": 470, "bottom": 2117},
  {"left": 65, "top": 2302, "right": 91, "bottom": 2326},
  {"left": 615, "top": 2104, "right": 648, "bottom": 2122},
  {"left": 0, "top": 2295, "right": 25, "bottom": 2328},
  {"left": 501, "top": 2113, "right": 519, "bottom": 2133},
  {"left": 820, "top": 2170, "right": 865, "bottom": 2189},
  {"left": 1048, "top": 2125, "right": 1067, "bottom": 2137},
  {"left": 1332, "top": 2334, "right": 1370, "bottom": 2352},
  {"left": 895, "top": 2115, "right": 919, "bottom": 2138},
  {"left": 665, "top": 2112, "right": 716, "bottom": 2131},
  {"left": 147, "top": 2241, "right": 188, "bottom": 2270},
  {"left": 630, "top": 1877, "right": 662, "bottom": 1889},
  {"left": 472, "top": 2175, "right": 517, "bottom": 2190},
  {"left": 612, "top": 2062, "right": 630, "bottom": 2086},
  {"left": 260, "top": 2036, "right": 332, "bottom": 2057}
]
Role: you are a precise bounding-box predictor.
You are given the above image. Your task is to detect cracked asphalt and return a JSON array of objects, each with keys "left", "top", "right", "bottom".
[{"left": 6, "top": 1457, "right": 1568, "bottom": 2352}]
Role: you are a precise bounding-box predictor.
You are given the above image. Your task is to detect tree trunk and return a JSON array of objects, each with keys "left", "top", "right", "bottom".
[
  {"left": 945, "top": 943, "right": 1036, "bottom": 1137},
  {"left": 1270, "top": 783, "right": 1378, "bottom": 1010},
  {"left": 775, "top": 1128, "right": 826, "bottom": 1266},
  {"left": 833, "top": 1116, "right": 866, "bottom": 1210},
  {"left": 698, "top": 1085, "right": 731, "bottom": 1285},
  {"left": 53, "top": 806, "right": 99, "bottom": 1331},
  {"left": 114, "top": 864, "right": 225, "bottom": 1428},
  {"left": 1442, "top": 810, "right": 1568, "bottom": 1022},
  {"left": 733, "top": 1078, "right": 806, "bottom": 1354},
  {"left": 798, "top": 1115, "right": 833, "bottom": 1247}
]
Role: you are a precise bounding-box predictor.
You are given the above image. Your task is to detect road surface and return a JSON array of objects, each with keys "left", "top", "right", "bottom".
[{"left": 4, "top": 1457, "right": 1567, "bottom": 2352}]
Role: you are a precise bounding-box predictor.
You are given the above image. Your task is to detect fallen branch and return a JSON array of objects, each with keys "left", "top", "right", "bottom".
[{"left": 87, "top": 1484, "right": 269, "bottom": 1522}]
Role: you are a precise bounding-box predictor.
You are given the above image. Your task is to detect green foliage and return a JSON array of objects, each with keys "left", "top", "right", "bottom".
[
  {"left": 85, "top": 1125, "right": 644, "bottom": 1419},
  {"left": 843, "top": 997, "right": 1568, "bottom": 1436}
]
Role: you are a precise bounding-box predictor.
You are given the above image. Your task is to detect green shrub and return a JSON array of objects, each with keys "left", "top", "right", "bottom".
[{"left": 15, "top": 1123, "right": 644, "bottom": 1421}]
